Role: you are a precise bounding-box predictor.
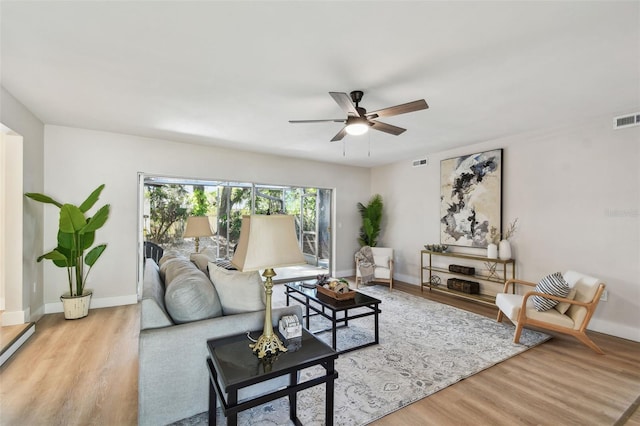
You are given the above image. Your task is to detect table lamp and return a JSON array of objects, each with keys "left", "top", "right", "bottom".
[
  {"left": 231, "top": 215, "right": 305, "bottom": 358},
  {"left": 183, "top": 216, "right": 214, "bottom": 253}
]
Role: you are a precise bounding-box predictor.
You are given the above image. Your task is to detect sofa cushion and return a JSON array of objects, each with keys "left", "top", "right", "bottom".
[
  {"left": 532, "top": 272, "right": 570, "bottom": 311},
  {"left": 208, "top": 262, "right": 266, "bottom": 315},
  {"left": 189, "top": 247, "right": 217, "bottom": 273},
  {"left": 141, "top": 259, "right": 174, "bottom": 329},
  {"left": 163, "top": 257, "right": 222, "bottom": 323}
]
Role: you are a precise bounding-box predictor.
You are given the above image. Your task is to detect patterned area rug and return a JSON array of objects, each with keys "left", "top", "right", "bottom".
[{"left": 172, "top": 285, "right": 549, "bottom": 426}]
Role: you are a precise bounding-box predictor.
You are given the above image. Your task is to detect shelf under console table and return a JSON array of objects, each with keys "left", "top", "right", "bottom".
[{"left": 420, "top": 250, "right": 516, "bottom": 306}]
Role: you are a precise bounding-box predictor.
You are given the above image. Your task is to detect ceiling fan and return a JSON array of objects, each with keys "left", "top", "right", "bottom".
[{"left": 289, "top": 90, "right": 428, "bottom": 142}]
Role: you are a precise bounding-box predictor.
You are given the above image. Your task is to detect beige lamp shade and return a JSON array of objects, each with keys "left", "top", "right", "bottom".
[
  {"left": 183, "top": 216, "right": 214, "bottom": 238},
  {"left": 231, "top": 215, "right": 305, "bottom": 272},
  {"left": 230, "top": 214, "right": 304, "bottom": 358}
]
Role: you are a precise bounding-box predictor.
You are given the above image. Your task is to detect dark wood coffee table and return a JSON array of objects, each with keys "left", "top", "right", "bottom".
[
  {"left": 284, "top": 282, "right": 381, "bottom": 354},
  {"left": 207, "top": 329, "right": 338, "bottom": 426}
]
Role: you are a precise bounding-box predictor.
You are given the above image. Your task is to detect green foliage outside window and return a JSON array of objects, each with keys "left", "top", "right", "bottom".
[
  {"left": 146, "top": 185, "right": 189, "bottom": 244},
  {"left": 190, "top": 186, "right": 210, "bottom": 216}
]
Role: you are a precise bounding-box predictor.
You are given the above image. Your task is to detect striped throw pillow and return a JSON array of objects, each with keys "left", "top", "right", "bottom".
[{"left": 532, "top": 272, "right": 570, "bottom": 311}]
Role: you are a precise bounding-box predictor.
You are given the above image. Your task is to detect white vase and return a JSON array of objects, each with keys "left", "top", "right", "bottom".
[
  {"left": 499, "top": 240, "right": 512, "bottom": 260},
  {"left": 487, "top": 243, "right": 498, "bottom": 259}
]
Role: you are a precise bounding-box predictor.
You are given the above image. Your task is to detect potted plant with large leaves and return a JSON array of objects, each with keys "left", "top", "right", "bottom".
[
  {"left": 357, "top": 194, "right": 383, "bottom": 247},
  {"left": 25, "top": 184, "right": 110, "bottom": 319}
]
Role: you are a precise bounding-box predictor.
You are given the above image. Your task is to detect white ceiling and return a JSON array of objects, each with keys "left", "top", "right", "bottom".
[{"left": 2, "top": 1, "right": 639, "bottom": 167}]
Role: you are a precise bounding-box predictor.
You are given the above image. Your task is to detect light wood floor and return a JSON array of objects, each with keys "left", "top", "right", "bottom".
[
  {"left": 1, "top": 281, "right": 638, "bottom": 425},
  {"left": 0, "top": 323, "right": 32, "bottom": 350}
]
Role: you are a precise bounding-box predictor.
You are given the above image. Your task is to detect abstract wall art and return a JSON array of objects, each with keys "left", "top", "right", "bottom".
[{"left": 440, "top": 148, "right": 502, "bottom": 247}]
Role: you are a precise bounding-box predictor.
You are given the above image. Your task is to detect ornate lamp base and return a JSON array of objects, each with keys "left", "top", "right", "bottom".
[
  {"left": 251, "top": 268, "right": 289, "bottom": 359},
  {"left": 250, "top": 333, "right": 288, "bottom": 359}
]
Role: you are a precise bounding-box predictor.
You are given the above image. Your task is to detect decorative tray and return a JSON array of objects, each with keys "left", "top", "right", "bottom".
[{"left": 316, "top": 284, "right": 356, "bottom": 300}]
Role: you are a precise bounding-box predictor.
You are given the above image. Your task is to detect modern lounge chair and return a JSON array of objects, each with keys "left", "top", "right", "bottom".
[{"left": 495, "top": 270, "right": 606, "bottom": 354}]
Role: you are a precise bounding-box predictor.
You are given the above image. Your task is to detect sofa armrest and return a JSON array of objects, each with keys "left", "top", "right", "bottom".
[
  {"left": 138, "top": 304, "right": 302, "bottom": 426},
  {"left": 141, "top": 259, "right": 173, "bottom": 329}
]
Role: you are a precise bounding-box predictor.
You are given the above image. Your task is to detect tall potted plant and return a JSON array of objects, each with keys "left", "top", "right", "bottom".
[
  {"left": 357, "top": 194, "right": 383, "bottom": 247},
  {"left": 25, "top": 184, "right": 110, "bottom": 319}
]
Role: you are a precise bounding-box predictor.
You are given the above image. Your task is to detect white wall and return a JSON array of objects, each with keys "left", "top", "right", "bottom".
[
  {"left": 371, "top": 115, "right": 640, "bottom": 341},
  {"left": 0, "top": 86, "right": 45, "bottom": 323},
  {"left": 0, "top": 131, "right": 23, "bottom": 323},
  {"left": 43, "top": 125, "right": 371, "bottom": 311}
]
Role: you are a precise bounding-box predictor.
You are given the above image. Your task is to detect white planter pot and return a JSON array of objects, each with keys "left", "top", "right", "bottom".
[
  {"left": 60, "top": 291, "right": 92, "bottom": 320},
  {"left": 487, "top": 243, "right": 498, "bottom": 259},
  {"left": 498, "top": 240, "right": 512, "bottom": 260}
]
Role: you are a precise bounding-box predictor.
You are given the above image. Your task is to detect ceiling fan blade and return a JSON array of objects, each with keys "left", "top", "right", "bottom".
[
  {"left": 329, "top": 92, "right": 360, "bottom": 116},
  {"left": 367, "top": 99, "right": 428, "bottom": 119},
  {"left": 370, "top": 120, "right": 406, "bottom": 136},
  {"left": 289, "top": 119, "right": 346, "bottom": 123},
  {"left": 330, "top": 127, "right": 348, "bottom": 142}
]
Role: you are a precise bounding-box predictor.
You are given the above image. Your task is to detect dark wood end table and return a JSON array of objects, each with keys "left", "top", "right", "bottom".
[{"left": 207, "top": 329, "right": 338, "bottom": 426}]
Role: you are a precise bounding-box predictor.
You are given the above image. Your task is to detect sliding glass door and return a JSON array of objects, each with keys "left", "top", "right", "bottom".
[{"left": 137, "top": 174, "right": 333, "bottom": 296}]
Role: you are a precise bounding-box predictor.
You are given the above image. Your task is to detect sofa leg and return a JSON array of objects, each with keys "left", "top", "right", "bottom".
[{"left": 496, "top": 311, "right": 504, "bottom": 322}]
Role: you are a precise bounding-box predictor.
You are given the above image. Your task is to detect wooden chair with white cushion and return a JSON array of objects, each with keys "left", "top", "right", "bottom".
[
  {"left": 355, "top": 247, "right": 394, "bottom": 290},
  {"left": 495, "top": 270, "right": 606, "bottom": 354}
]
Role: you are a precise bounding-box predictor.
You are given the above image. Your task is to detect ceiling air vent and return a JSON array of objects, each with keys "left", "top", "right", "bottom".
[
  {"left": 613, "top": 113, "right": 640, "bottom": 129},
  {"left": 412, "top": 158, "right": 428, "bottom": 167}
]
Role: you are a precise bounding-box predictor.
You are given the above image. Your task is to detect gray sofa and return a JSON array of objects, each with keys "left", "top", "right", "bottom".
[{"left": 139, "top": 254, "right": 302, "bottom": 425}]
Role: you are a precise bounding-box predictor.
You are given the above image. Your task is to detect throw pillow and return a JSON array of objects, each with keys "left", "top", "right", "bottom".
[
  {"left": 532, "top": 272, "right": 570, "bottom": 311},
  {"left": 208, "top": 262, "right": 266, "bottom": 315},
  {"left": 213, "top": 259, "right": 237, "bottom": 270},
  {"left": 160, "top": 257, "right": 193, "bottom": 286},
  {"left": 189, "top": 247, "right": 217, "bottom": 273},
  {"left": 554, "top": 287, "right": 577, "bottom": 315},
  {"left": 163, "top": 259, "right": 223, "bottom": 323}
]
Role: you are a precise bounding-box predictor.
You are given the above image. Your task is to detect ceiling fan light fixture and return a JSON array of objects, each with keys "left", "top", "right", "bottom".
[{"left": 345, "top": 116, "right": 370, "bottom": 136}]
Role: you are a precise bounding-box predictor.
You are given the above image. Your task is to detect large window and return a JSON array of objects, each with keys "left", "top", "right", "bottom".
[{"left": 140, "top": 176, "right": 332, "bottom": 267}]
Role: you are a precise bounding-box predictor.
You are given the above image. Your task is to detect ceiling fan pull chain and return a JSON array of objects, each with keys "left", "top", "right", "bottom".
[
  {"left": 368, "top": 133, "right": 371, "bottom": 157},
  {"left": 343, "top": 140, "right": 346, "bottom": 157}
]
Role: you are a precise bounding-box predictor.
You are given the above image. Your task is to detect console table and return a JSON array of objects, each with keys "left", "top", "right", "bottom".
[
  {"left": 420, "top": 250, "right": 515, "bottom": 305},
  {"left": 207, "top": 329, "right": 338, "bottom": 426}
]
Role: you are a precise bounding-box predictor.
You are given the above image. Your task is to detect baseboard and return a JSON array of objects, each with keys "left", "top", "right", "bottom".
[
  {"left": 589, "top": 318, "right": 640, "bottom": 343},
  {"left": 335, "top": 268, "right": 355, "bottom": 278},
  {"left": 336, "top": 270, "right": 420, "bottom": 287},
  {"left": 1, "top": 309, "right": 28, "bottom": 326},
  {"left": 395, "top": 272, "right": 419, "bottom": 286},
  {"left": 29, "top": 305, "right": 45, "bottom": 322},
  {"left": 44, "top": 294, "right": 138, "bottom": 314}
]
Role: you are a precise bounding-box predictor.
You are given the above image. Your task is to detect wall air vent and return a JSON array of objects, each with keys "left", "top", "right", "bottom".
[
  {"left": 613, "top": 113, "right": 640, "bottom": 129},
  {"left": 412, "top": 158, "right": 429, "bottom": 167}
]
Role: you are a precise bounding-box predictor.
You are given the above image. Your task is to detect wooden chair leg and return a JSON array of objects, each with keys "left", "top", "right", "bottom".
[
  {"left": 513, "top": 323, "right": 524, "bottom": 344},
  {"left": 575, "top": 332, "right": 605, "bottom": 355},
  {"left": 496, "top": 311, "right": 504, "bottom": 322}
]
